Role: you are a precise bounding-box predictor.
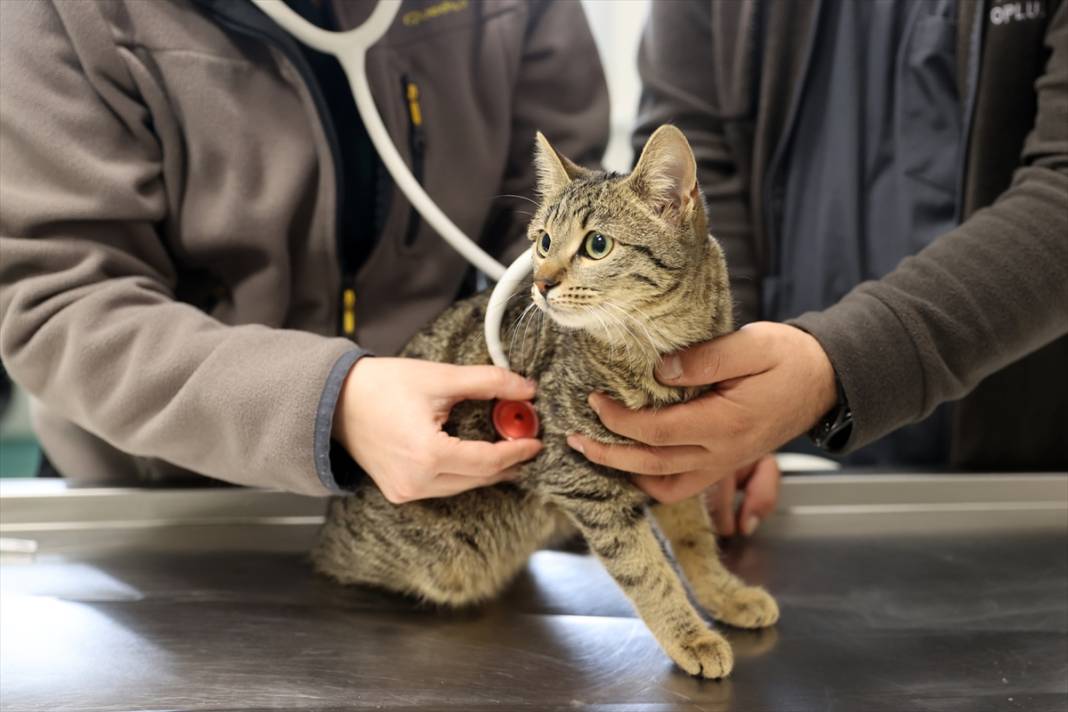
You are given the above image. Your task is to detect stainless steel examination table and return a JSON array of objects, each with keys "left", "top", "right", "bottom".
[{"left": 2, "top": 474, "right": 1066, "bottom": 712}]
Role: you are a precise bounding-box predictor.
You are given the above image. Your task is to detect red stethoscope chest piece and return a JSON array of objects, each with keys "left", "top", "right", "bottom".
[{"left": 492, "top": 399, "right": 540, "bottom": 440}]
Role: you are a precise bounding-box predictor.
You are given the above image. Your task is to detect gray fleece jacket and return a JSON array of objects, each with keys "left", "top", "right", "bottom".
[{"left": 0, "top": 0, "right": 609, "bottom": 494}]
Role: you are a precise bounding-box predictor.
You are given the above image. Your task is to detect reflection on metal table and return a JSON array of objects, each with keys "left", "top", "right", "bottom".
[{"left": 1, "top": 474, "right": 1066, "bottom": 711}]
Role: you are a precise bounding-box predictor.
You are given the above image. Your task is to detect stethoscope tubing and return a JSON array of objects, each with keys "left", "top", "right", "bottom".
[{"left": 250, "top": 0, "right": 531, "bottom": 370}]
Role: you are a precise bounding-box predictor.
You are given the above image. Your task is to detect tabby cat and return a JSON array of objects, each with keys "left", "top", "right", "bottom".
[{"left": 313, "top": 125, "right": 779, "bottom": 678}]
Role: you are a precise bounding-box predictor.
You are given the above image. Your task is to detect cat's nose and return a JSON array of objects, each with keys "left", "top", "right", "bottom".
[{"left": 534, "top": 278, "right": 558, "bottom": 295}]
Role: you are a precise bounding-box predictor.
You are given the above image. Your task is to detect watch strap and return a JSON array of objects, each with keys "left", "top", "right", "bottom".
[{"left": 809, "top": 375, "right": 853, "bottom": 452}]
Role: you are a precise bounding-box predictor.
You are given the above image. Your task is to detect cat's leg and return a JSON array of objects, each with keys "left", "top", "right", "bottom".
[
  {"left": 549, "top": 489, "right": 734, "bottom": 678},
  {"left": 651, "top": 497, "right": 779, "bottom": 629}
]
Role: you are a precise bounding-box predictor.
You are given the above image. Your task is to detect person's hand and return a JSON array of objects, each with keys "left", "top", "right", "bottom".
[
  {"left": 704, "top": 454, "right": 781, "bottom": 537},
  {"left": 333, "top": 358, "right": 542, "bottom": 503},
  {"left": 567, "top": 322, "right": 837, "bottom": 502},
  {"left": 635, "top": 453, "right": 781, "bottom": 534}
]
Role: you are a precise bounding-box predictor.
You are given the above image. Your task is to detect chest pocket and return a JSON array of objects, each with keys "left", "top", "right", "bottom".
[{"left": 362, "top": 1, "right": 524, "bottom": 257}]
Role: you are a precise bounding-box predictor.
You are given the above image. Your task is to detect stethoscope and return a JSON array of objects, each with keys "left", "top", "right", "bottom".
[{"left": 251, "top": 0, "right": 539, "bottom": 440}]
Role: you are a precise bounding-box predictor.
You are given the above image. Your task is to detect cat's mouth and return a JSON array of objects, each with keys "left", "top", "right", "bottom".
[
  {"left": 532, "top": 289, "right": 611, "bottom": 333},
  {"left": 532, "top": 286, "right": 675, "bottom": 354}
]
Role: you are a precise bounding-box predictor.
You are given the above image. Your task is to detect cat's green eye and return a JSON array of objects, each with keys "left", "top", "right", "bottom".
[
  {"left": 537, "top": 231, "right": 552, "bottom": 257},
  {"left": 583, "top": 232, "right": 614, "bottom": 260}
]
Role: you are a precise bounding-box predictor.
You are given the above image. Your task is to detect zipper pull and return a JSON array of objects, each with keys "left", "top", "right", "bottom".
[
  {"left": 402, "top": 75, "right": 427, "bottom": 247},
  {"left": 341, "top": 286, "right": 357, "bottom": 338},
  {"left": 405, "top": 79, "right": 423, "bottom": 127}
]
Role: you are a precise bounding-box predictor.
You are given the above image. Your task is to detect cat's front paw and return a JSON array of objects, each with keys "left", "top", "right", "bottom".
[
  {"left": 709, "top": 586, "right": 780, "bottom": 629},
  {"left": 668, "top": 630, "right": 734, "bottom": 679}
]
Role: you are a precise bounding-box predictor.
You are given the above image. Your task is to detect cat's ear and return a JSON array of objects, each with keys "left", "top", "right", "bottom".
[
  {"left": 627, "top": 125, "right": 699, "bottom": 221},
  {"left": 534, "top": 132, "right": 589, "bottom": 197}
]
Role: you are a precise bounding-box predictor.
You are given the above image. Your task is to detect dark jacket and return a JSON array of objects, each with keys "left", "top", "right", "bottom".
[
  {"left": 0, "top": 0, "right": 609, "bottom": 493},
  {"left": 635, "top": 0, "right": 1068, "bottom": 469}
]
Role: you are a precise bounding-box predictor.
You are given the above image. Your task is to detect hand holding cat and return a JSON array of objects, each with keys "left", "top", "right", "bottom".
[
  {"left": 333, "top": 358, "right": 543, "bottom": 503},
  {"left": 567, "top": 322, "right": 837, "bottom": 507}
]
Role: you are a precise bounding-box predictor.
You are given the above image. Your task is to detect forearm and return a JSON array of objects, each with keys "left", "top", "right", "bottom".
[
  {"left": 792, "top": 0, "right": 1068, "bottom": 451},
  {"left": 792, "top": 166, "right": 1068, "bottom": 451},
  {"left": 0, "top": 247, "right": 365, "bottom": 494}
]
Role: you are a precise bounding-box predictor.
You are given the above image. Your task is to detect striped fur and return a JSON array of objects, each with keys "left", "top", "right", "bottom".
[{"left": 313, "top": 126, "right": 778, "bottom": 678}]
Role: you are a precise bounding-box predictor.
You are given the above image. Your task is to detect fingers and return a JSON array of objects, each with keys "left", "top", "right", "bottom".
[
  {"left": 709, "top": 473, "right": 738, "bottom": 536},
  {"left": 655, "top": 323, "right": 777, "bottom": 387},
  {"left": 585, "top": 394, "right": 731, "bottom": 447},
  {"left": 633, "top": 468, "right": 731, "bottom": 504},
  {"left": 435, "top": 435, "right": 543, "bottom": 477},
  {"left": 736, "top": 455, "right": 781, "bottom": 536},
  {"left": 566, "top": 435, "right": 710, "bottom": 475},
  {"left": 430, "top": 363, "right": 537, "bottom": 402}
]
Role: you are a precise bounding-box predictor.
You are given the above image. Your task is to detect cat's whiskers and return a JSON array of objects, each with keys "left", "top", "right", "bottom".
[
  {"left": 520, "top": 301, "right": 544, "bottom": 370},
  {"left": 621, "top": 300, "right": 679, "bottom": 342},
  {"left": 508, "top": 302, "right": 538, "bottom": 366},
  {"left": 599, "top": 308, "right": 633, "bottom": 359},
  {"left": 499, "top": 288, "right": 535, "bottom": 309},
  {"left": 493, "top": 193, "right": 540, "bottom": 206},
  {"left": 592, "top": 304, "right": 634, "bottom": 347},
  {"left": 594, "top": 304, "right": 659, "bottom": 361},
  {"left": 604, "top": 302, "right": 677, "bottom": 355},
  {"left": 582, "top": 304, "right": 622, "bottom": 355},
  {"left": 506, "top": 304, "right": 529, "bottom": 361},
  {"left": 601, "top": 303, "right": 655, "bottom": 349},
  {"left": 490, "top": 288, "right": 536, "bottom": 341}
]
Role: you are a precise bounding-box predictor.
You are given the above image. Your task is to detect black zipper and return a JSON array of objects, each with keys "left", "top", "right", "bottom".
[
  {"left": 190, "top": 0, "right": 361, "bottom": 339},
  {"left": 402, "top": 74, "right": 427, "bottom": 247}
]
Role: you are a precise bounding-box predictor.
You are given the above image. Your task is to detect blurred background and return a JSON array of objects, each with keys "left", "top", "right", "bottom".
[
  {"left": 0, "top": 0, "right": 652, "bottom": 480},
  {"left": 0, "top": 364, "right": 37, "bottom": 479}
]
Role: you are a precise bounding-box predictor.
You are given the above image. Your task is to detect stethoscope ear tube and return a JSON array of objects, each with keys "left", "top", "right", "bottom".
[
  {"left": 249, "top": 0, "right": 534, "bottom": 369},
  {"left": 251, "top": 0, "right": 398, "bottom": 53}
]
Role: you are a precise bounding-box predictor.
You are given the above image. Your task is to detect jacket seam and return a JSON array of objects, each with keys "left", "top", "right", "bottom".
[
  {"left": 954, "top": 0, "right": 987, "bottom": 222},
  {"left": 125, "top": 46, "right": 263, "bottom": 65}
]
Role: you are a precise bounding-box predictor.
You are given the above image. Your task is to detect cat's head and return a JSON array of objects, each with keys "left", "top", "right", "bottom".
[{"left": 527, "top": 125, "right": 731, "bottom": 355}]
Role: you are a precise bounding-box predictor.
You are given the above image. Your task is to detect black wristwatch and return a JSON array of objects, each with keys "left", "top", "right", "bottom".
[{"left": 809, "top": 375, "right": 853, "bottom": 452}]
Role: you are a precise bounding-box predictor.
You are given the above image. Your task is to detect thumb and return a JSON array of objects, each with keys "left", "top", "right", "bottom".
[
  {"left": 431, "top": 364, "right": 537, "bottom": 402},
  {"left": 656, "top": 322, "right": 776, "bottom": 387}
]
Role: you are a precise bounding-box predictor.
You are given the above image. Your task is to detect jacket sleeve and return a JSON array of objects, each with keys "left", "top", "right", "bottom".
[
  {"left": 0, "top": 1, "right": 361, "bottom": 496},
  {"left": 633, "top": 0, "right": 762, "bottom": 326},
  {"left": 790, "top": 3, "right": 1068, "bottom": 452},
  {"left": 480, "top": 0, "right": 610, "bottom": 264}
]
